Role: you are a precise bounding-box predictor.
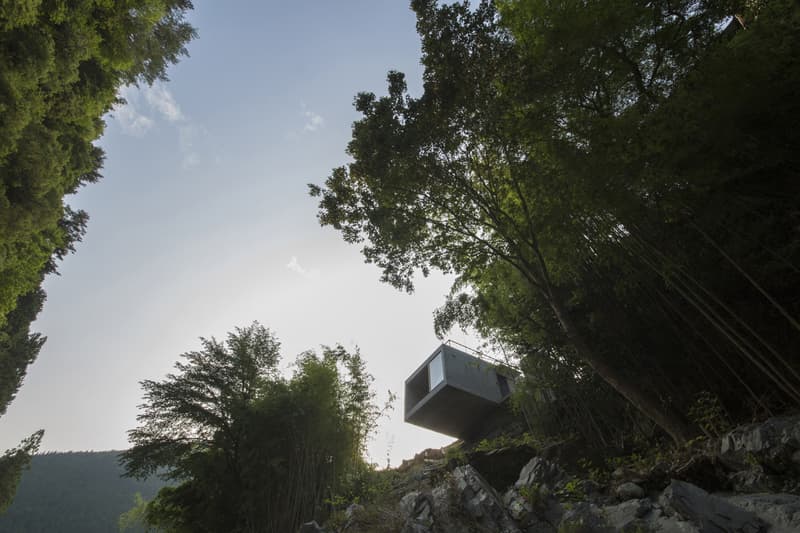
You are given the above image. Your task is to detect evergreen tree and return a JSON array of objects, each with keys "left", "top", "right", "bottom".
[{"left": 0, "top": 0, "right": 196, "bottom": 512}]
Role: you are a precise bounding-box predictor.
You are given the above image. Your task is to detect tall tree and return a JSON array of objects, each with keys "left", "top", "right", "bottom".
[
  {"left": 312, "top": 0, "right": 800, "bottom": 444},
  {"left": 311, "top": 0, "right": 694, "bottom": 443},
  {"left": 121, "top": 323, "right": 382, "bottom": 533},
  {"left": 0, "top": 0, "right": 196, "bottom": 512}
]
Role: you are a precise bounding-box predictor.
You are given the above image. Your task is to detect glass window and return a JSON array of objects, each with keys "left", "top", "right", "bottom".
[{"left": 428, "top": 351, "right": 444, "bottom": 390}]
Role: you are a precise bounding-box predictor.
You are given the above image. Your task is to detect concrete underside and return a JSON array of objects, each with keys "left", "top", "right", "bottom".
[{"left": 405, "top": 383, "right": 502, "bottom": 439}]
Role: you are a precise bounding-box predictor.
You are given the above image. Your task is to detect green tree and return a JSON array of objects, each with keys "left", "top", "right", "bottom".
[
  {"left": 0, "top": 0, "right": 196, "bottom": 511},
  {"left": 0, "top": 430, "right": 42, "bottom": 513},
  {"left": 121, "top": 323, "right": 382, "bottom": 533},
  {"left": 310, "top": 0, "right": 694, "bottom": 443},
  {"left": 312, "top": 0, "right": 800, "bottom": 445}
]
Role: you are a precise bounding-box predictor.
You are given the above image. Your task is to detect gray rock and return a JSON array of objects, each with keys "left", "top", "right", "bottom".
[
  {"left": 298, "top": 521, "right": 325, "bottom": 533},
  {"left": 660, "top": 480, "right": 766, "bottom": 532},
  {"left": 399, "top": 490, "right": 434, "bottom": 533},
  {"left": 515, "top": 457, "right": 564, "bottom": 490},
  {"left": 558, "top": 502, "right": 610, "bottom": 532},
  {"left": 616, "top": 482, "right": 646, "bottom": 501},
  {"left": 651, "top": 515, "right": 701, "bottom": 532},
  {"left": 453, "top": 465, "right": 521, "bottom": 532},
  {"left": 724, "top": 493, "right": 800, "bottom": 533},
  {"left": 603, "top": 499, "right": 651, "bottom": 531},
  {"left": 400, "top": 491, "right": 423, "bottom": 517},
  {"left": 728, "top": 468, "right": 782, "bottom": 493},
  {"left": 720, "top": 415, "right": 800, "bottom": 472}
]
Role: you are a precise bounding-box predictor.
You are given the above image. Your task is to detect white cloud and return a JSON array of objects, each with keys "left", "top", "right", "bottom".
[
  {"left": 142, "top": 83, "right": 183, "bottom": 122},
  {"left": 113, "top": 104, "right": 154, "bottom": 137},
  {"left": 112, "top": 86, "right": 154, "bottom": 136},
  {"left": 303, "top": 110, "right": 324, "bottom": 132},
  {"left": 286, "top": 256, "right": 321, "bottom": 281},
  {"left": 111, "top": 83, "right": 211, "bottom": 170}
]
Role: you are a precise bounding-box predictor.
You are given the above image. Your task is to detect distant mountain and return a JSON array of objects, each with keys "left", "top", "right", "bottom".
[{"left": 0, "top": 451, "right": 165, "bottom": 533}]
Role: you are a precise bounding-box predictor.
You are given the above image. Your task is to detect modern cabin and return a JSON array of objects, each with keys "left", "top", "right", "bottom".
[{"left": 404, "top": 344, "right": 514, "bottom": 439}]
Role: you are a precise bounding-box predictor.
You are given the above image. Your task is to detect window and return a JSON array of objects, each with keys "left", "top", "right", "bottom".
[{"left": 428, "top": 351, "right": 444, "bottom": 390}]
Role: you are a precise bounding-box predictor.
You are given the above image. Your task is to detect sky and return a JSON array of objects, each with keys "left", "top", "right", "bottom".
[{"left": 0, "top": 1, "right": 487, "bottom": 466}]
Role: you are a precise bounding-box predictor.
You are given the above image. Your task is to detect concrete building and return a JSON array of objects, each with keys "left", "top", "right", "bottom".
[{"left": 404, "top": 344, "right": 514, "bottom": 439}]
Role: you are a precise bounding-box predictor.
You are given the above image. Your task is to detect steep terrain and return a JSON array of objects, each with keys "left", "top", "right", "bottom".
[{"left": 310, "top": 415, "right": 800, "bottom": 532}]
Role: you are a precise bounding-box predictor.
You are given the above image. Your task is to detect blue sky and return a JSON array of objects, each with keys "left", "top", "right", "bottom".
[{"left": 0, "top": 1, "right": 483, "bottom": 465}]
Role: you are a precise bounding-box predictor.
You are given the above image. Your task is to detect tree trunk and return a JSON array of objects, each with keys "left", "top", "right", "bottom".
[{"left": 547, "top": 291, "right": 695, "bottom": 445}]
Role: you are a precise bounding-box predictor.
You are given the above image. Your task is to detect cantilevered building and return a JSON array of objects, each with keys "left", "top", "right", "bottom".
[{"left": 404, "top": 344, "right": 514, "bottom": 439}]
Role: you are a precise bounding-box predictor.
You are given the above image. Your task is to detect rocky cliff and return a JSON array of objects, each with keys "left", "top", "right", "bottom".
[{"left": 301, "top": 415, "right": 800, "bottom": 532}]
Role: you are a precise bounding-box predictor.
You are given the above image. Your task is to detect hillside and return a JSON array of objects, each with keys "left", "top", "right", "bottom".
[{"left": 0, "top": 451, "right": 164, "bottom": 533}]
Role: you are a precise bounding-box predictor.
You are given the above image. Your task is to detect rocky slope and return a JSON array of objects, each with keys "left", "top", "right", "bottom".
[{"left": 302, "top": 415, "right": 800, "bottom": 532}]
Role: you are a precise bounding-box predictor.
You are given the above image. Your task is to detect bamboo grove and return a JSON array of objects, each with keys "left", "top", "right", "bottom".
[{"left": 120, "top": 323, "right": 387, "bottom": 533}]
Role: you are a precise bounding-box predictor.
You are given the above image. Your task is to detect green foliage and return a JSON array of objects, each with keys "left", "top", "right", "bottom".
[
  {"left": 518, "top": 482, "right": 547, "bottom": 511},
  {"left": 444, "top": 444, "right": 467, "bottom": 466},
  {"left": 118, "top": 493, "right": 156, "bottom": 533},
  {"left": 688, "top": 391, "right": 732, "bottom": 438},
  {"left": 120, "top": 323, "right": 384, "bottom": 533},
  {"left": 313, "top": 0, "right": 800, "bottom": 450},
  {"left": 0, "top": 430, "right": 41, "bottom": 513},
  {"left": 473, "top": 432, "right": 538, "bottom": 453},
  {"left": 556, "top": 478, "right": 585, "bottom": 502},
  {"left": 0, "top": 0, "right": 196, "bottom": 511}
]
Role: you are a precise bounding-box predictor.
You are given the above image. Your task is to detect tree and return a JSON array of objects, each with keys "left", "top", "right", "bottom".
[
  {"left": 0, "top": 0, "right": 196, "bottom": 510},
  {"left": 311, "top": 0, "right": 694, "bottom": 443},
  {"left": 0, "top": 430, "right": 42, "bottom": 513},
  {"left": 121, "top": 323, "right": 383, "bottom": 533},
  {"left": 312, "top": 0, "right": 800, "bottom": 445}
]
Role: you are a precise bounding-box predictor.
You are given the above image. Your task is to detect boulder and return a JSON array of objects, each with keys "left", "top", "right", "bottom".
[
  {"left": 515, "top": 457, "right": 564, "bottom": 490},
  {"left": 603, "top": 499, "right": 652, "bottom": 531},
  {"left": 720, "top": 415, "right": 800, "bottom": 473},
  {"left": 724, "top": 493, "right": 800, "bottom": 533},
  {"left": 660, "top": 480, "right": 766, "bottom": 533},
  {"left": 728, "top": 468, "right": 782, "bottom": 493},
  {"left": 453, "top": 465, "right": 521, "bottom": 532},
  {"left": 399, "top": 491, "right": 434, "bottom": 533},
  {"left": 616, "top": 482, "right": 645, "bottom": 501},
  {"left": 558, "top": 502, "right": 609, "bottom": 533}
]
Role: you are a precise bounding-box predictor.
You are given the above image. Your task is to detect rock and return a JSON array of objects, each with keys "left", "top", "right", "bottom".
[
  {"left": 724, "top": 493, "right": 800, "bottom": 533},
  {"left": 399, "top": 491, "right": 434, "bottom": 533},
  {"left": 616, "top": 482, "right": 645, "bottom": 501},
  {"left": 660, "top": 480, "right": 766, "bottom": 532},
  {"left": 720, "top": 415, "right": 800, "bottom": 472},
  {"left": 603, "top": 499, "right": 652, "bottom": 531},
  {"left": 728, "top": 468, "right": 782, "bottom": 493},
  {"left": 400, "top": 491, "right": 423, "bottom": 516},
  {"left": 401, "top": 522, "right": 432, "bottom": 533},
  {"left": 515, "top": 457, "right": 564, "bottom": 490},
  {"left": 298, "top": 521, "right": 325, "bottom": 533},
  {"left": 558, "top": 502, "right": 609, "bottom": 532},
  {"left": 452, "top": 465, "right": 521, "bottom": 532},
  {"left": 344, "top": 503, "right": 364, "bottom": 520}
]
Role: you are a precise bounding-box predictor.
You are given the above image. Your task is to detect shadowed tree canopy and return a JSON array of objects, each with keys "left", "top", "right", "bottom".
[
  {"left": 312, "top": 0, "right": 800, "bottom": 446},
  {"left": 121, "top": 323, "right": 385, "bottom": 533}
]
